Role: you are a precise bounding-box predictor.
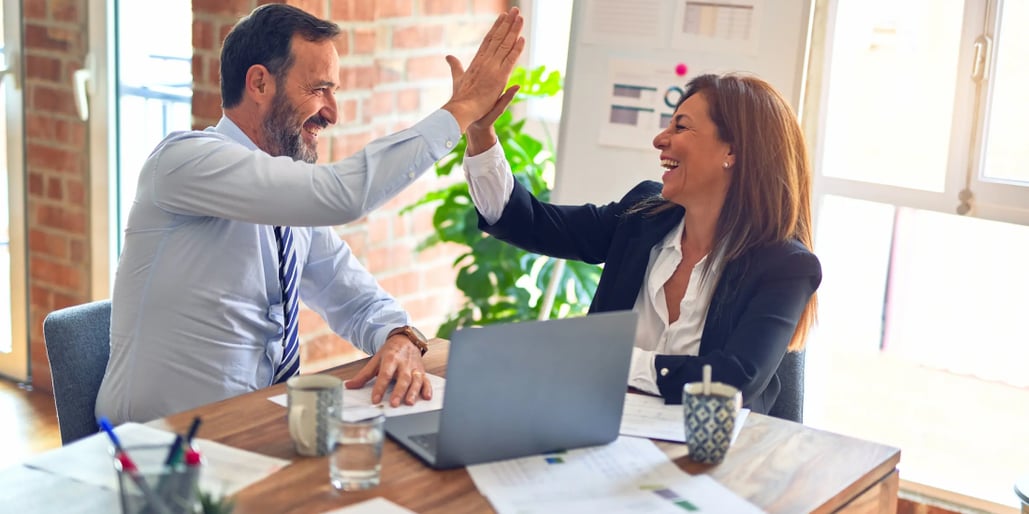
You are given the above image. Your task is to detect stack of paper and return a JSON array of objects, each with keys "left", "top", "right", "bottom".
[
  {"left": 466, "top": 436, "right": 763, "bottom": 514},
  {"left": 620, "top": 393, "right": 750, "bottom": 443},
  {"left": 269, "top": 373, "right": 446, "bottom": 418},
  {"left": 23, "top": 422, "right": 289, "bottom": 497}
]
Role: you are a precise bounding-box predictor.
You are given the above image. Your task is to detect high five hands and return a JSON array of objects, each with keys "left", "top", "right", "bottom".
[{"left": 442, "top": 7, "right": 525, "bottom": 134}]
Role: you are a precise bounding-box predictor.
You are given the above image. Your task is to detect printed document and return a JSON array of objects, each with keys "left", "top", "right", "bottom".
[
  {"left": 268, "top": 373, "right": 445, "bottom": 417},
  {"left": 23, "top": 422, "right": 289, "bottom": 496},
  {"left": 467, "top": 436, "right": 763, "bottom": 513},
  {"left": 620, "top": 393, "right": 749, "bottom": 444}
]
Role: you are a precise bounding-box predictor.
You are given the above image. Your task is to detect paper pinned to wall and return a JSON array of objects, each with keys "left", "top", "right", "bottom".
[
  {"left": 671, "top": 0, "right": 765, "bottom": 55},
  {"left": 580, "top": 0, "right": 668, "bottom": 48},
  {"left": 599, "top": 59, "right": 687, "bottom": 151}
]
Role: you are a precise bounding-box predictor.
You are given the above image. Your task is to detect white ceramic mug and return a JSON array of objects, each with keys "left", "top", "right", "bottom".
[{"left": 286, "top": 374, "right": 343, "bottom": 456}]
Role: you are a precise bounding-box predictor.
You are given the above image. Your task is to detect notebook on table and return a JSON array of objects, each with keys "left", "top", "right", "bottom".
[{"left": 385, "top": 310, "right": 639, "bottom": 469}]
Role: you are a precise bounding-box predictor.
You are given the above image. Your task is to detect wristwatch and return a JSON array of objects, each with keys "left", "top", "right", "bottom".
[{"left": 391, "top": 325, "right": 428, "bottom": 356}]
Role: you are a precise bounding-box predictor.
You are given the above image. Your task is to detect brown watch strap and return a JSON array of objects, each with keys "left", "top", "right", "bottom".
[{"left": 391, "top": 326, "right": 428, "bottom": 356}]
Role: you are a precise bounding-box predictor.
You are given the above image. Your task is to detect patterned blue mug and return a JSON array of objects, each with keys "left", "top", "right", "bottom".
[{"left": 682, "top": 382, "right": 742, "bottom": 464}]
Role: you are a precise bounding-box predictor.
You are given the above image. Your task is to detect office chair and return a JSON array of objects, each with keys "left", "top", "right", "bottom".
[
  {"left": 42, "top": 299, "right": 112, "bottom": 444},
  {"left": 768, "top": 350, "right": 805, "bottom": 423}
]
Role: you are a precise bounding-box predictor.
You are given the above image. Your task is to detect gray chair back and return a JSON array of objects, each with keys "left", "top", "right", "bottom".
[
  {"left": 768, "top": 350, "right": 805, "bottom": 423},
  {"left": 42, "top": 299, "right": 112, "bottom": 444}
]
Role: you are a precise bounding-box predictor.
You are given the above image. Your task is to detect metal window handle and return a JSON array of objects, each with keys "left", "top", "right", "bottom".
[
  {"left": 0, "top": 53, "right": 21, "bottom": 90},
  {"left": 73, "top": 67, "right": 92, "bottom": 121},
  {"left": 971, "top": 35, "right": 992, "bottom": 82}
]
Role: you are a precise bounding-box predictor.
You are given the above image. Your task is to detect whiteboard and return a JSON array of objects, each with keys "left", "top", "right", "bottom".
[{"left": 552, "top": 0, "right": 812, "bottom": 205}]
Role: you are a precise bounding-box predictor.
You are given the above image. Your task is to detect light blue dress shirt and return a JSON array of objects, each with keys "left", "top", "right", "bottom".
[{"left": 96, "top": 110, "right": 460, "bottom": 424}]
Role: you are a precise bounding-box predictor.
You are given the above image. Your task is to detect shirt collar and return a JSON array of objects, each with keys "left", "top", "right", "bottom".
[
  {"left": 211, "top": 116, "right": 260, "bottom": 151},
  {"left": 659, "top": 216, "right": 686, "bottom": 252}
]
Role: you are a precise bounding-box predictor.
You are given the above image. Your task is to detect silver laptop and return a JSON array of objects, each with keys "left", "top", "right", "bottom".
[{"left": 385, "top": 310, "right": 638, "bottom": 469}]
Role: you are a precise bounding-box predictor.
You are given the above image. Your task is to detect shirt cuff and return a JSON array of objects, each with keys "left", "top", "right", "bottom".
[
  {"left": 628, "top": 346, "right": 660, "bottom": 395},
  {"left": 412, "top": 109, "right": 462, "bottom": 160},
  {"left": 373, "top": 324, "right": 408, "bottom": 354},
  {"left": 463, "top": 141, "right": 508, "bottom": 177},
  {"left": 463, "top": 141, "right": 513, "bottom": 225}
]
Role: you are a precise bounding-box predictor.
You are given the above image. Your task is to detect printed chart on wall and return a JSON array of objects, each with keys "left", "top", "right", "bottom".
[
  {"left": 554, "top": 0, "right": 805, "bottom": 205},
  {"left": 601, "top": 59, "right": 686, "bottom": 151},
  {"left": 672, "top": 0, "right": 764, "bottom": 56}
]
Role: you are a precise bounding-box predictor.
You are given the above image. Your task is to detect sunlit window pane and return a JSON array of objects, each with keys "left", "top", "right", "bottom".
[
  {"left": 820, "top": 0, "right": 964, "bottom": 191},
  {"left": 116, "top": 2, "right": 193, "bottom": 251},
  {"left": 527, "top": 0, "right": 573, "bottom": 122},
  {"left": 981, "top": 0, "right": 1029, "bottom": 184}
]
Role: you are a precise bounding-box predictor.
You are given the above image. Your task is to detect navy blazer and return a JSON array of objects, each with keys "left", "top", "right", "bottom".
[{"left": 479, "top": 180, "right": 822, "bottom": 415}]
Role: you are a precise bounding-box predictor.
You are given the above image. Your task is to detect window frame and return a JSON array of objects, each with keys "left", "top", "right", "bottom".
[
  {"left": 809, "top": 0, "right": 1028, "bottom": 228},
  {"left": 802, "top": 0, "right": 1026, "bottom": 508},
  {"left": 0, "top": 0, "right": 28, "bottom": 382}
]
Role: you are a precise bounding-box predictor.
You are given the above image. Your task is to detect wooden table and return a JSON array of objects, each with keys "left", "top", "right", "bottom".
[{"left": 146, "top": 339, "right": 900, "bottom": 514}]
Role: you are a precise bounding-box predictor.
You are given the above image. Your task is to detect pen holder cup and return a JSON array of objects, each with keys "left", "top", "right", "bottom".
[{"left": 113, "top": 444, "right": 201, "bottom": 514}]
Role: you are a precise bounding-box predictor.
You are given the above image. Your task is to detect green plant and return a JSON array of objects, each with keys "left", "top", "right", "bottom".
[
  {"left": 197, "top": 489, "right": 236, "bottom": 514},
  {"left": 403, "top": 66, "right": 602, "bottom": 338}
]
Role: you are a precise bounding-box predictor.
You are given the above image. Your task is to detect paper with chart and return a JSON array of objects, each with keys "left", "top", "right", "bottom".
[
  {"left": 268, "top": 373, "right": 446, "bottom": 417},
  {"left": 672, "top": 0, "right": 764, "bottom": 55},
  {"left": 467, "top": 436, "right": 762, "bottom": 513},
  {"left": 600, "top": 59, "right": 687, "bottom": 151},
  {"left": 580, "top": 0, "right": 667, "bottom": 47},
  {"left": 22, "top": 422, "right": 289, "bottom": 496},
  {"left": 620, "top": 392, "right": 750, "bottom": 443}
]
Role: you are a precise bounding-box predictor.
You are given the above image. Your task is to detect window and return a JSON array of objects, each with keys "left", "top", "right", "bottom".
[
  {"left": 86, "top": 0, "right": 192, "bottom": 295},
  {"left": 806, "top": 0, "right": 1029, "bottom": 508},
  {"left": 114, "top": 1, "right": 193, "bottom": 253},
  {"left": 525, "top": 0, "right": 573, "bottom": 123}
]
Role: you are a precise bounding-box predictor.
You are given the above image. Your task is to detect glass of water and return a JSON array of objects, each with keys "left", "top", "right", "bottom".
[{"left": 328, "top": 405, "right": 385, "bottom": 491}]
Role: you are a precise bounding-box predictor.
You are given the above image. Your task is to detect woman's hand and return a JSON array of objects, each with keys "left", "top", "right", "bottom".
[{"left": 466, "top": 85, "right": 519, "bottom": 157}]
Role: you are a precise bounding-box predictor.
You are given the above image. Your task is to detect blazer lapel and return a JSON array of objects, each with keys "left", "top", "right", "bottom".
[{"left": 599, "top": 207, "right": 684, "bottom": 312}]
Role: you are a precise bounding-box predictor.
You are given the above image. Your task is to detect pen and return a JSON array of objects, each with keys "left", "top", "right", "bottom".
[
  {"left": 162, "top": 434, "right": 183, "bottom": 467},
  {"left": 184, "top": 416, "right": 203, "bottom": 445},
  {"left": 98, "top": 417, "right": 175, "bottom": 514}
]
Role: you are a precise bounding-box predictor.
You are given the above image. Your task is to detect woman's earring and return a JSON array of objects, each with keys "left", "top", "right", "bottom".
[{"left": 722, "top": 162, "right": 729, "bottom": 169}]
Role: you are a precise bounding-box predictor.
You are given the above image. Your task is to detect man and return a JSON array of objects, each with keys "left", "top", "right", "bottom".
[{"left": 96, "top": 4, "right": 524, "bottom": 424}]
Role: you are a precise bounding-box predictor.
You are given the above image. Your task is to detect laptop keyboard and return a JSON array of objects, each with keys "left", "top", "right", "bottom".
[{"left": 409, "top": 432, "right": 439, "bottom": 454}]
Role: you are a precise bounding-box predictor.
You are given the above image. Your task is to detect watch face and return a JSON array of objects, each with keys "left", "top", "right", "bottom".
[{"left": 410, "top": 326, "right": 427, "bottom": 342}]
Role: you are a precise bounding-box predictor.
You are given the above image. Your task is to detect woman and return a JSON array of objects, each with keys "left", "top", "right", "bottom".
[{"left": 463, "top": 73, "right": 820, "bottom": 417}]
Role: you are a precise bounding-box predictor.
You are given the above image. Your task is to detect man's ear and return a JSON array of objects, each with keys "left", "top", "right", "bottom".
[{"left": 244, "top": 64, "right": 273, "bottom": 103}]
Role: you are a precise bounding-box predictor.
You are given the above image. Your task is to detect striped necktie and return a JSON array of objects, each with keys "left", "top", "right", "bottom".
[{"left": 273, "top": 226, "right": 300, "bottom": 384}]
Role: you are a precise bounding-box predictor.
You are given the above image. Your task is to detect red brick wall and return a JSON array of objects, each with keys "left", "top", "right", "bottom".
[
  {"left": 24, "top": 0, "right": 91, "bottom": 391},
  {"left": 21, "top": 0, "right": 509, "bottom": 390},
  {"left": 191, "top": 0, "right": 510, "bottom": 369}
]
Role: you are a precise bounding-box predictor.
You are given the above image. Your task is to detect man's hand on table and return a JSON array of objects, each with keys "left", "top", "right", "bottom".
[{"left": 344, "top": 335, "right": 433, "bottom": 407}]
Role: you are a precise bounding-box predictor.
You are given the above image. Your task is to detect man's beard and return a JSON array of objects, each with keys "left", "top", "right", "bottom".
[{"left": 262, "top": 91, "right": 325, "bottom": 164}]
